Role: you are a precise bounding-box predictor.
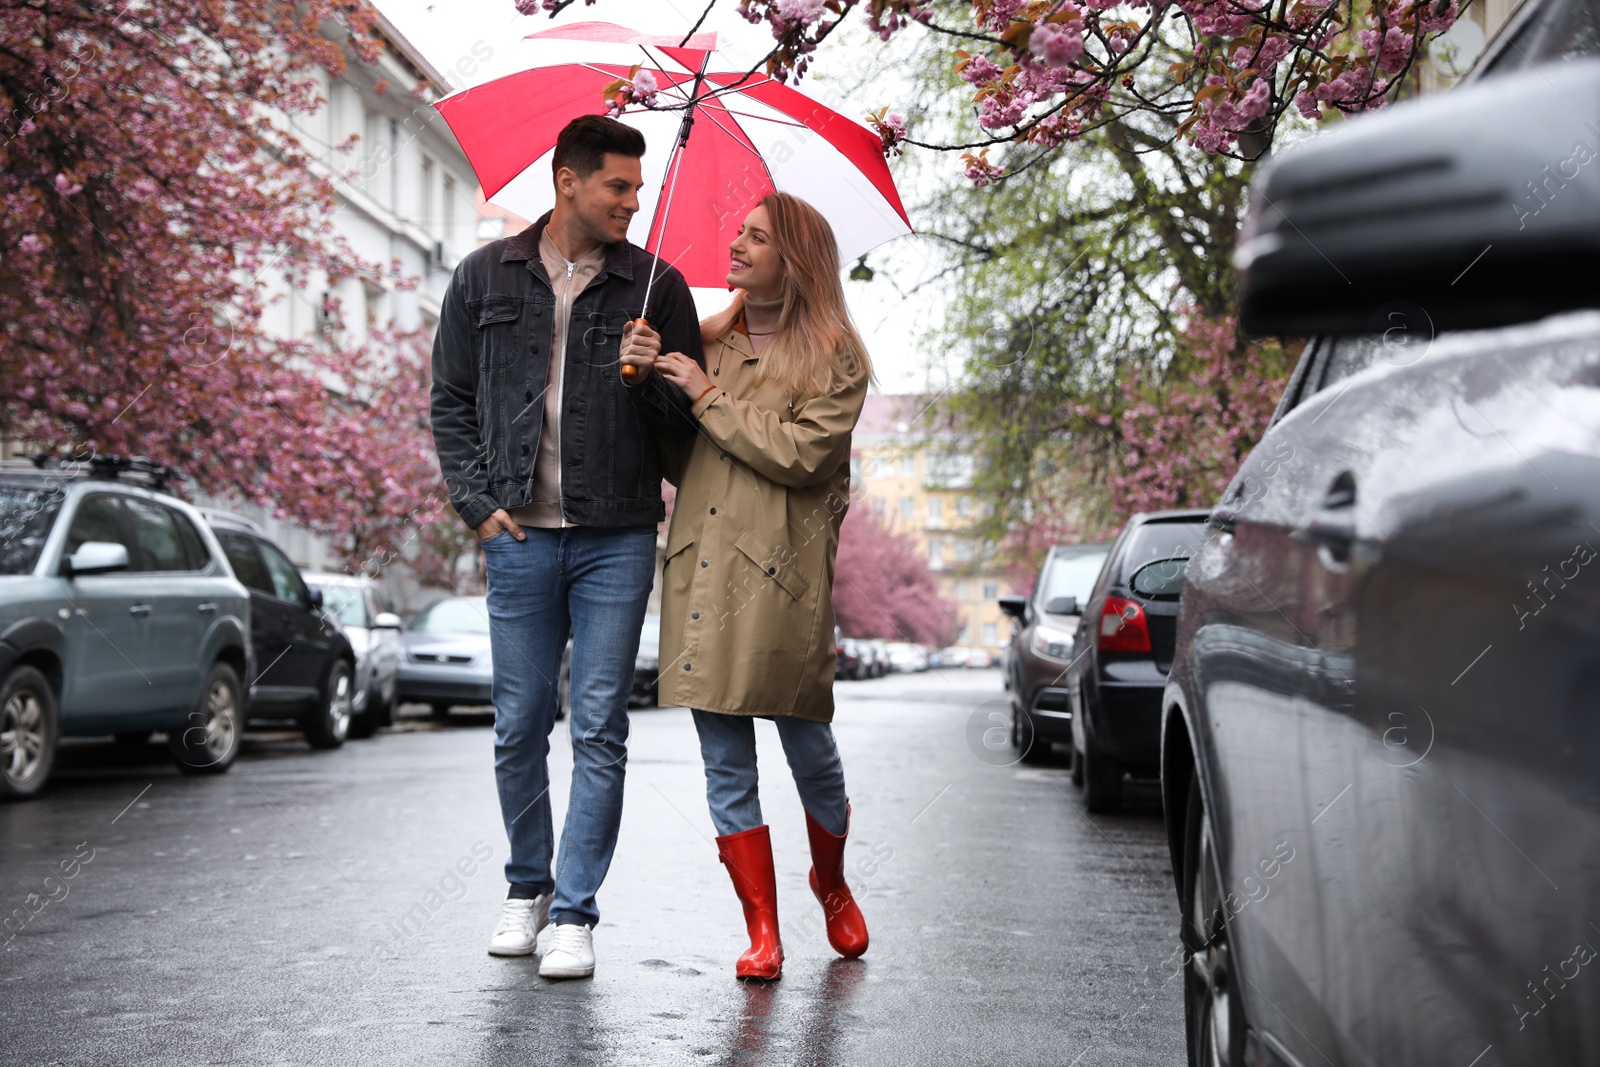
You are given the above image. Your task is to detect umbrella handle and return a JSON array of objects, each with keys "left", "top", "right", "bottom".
[{"left": 620, "top": 318, "right": 649, "bottom": 381}]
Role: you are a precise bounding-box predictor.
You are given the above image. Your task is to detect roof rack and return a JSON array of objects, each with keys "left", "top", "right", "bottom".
[{"left": 10, "top": 452, "right": 183, "bottom": 492}]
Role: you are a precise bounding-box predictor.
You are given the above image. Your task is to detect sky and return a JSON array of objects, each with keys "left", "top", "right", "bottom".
[{"left": 373, "top": 0, "right": 956, "bottom": 394}]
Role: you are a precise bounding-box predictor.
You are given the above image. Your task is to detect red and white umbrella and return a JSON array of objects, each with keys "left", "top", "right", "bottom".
[{"left": 434, "top": 21, "right": 912, "bottom": 305}]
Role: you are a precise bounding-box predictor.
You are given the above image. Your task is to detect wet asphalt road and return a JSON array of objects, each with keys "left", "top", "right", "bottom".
[{"left": 1, "top": 669, "right": 1183, "bottom": 1066}]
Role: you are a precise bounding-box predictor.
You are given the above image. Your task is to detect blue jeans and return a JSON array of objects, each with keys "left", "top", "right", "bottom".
[
  {"left": 481, "top": 525, "right": 657, "bottom": 928},
  {"left": 691, "top": 710, "right": 849, "bottom": 838}
]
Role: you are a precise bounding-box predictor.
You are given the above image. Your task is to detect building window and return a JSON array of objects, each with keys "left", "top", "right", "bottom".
[
  {"left": 982, "top": 622, "right": 998, "bottom": 645},
  {"left": 900, "top": 455, "right": 916, "bottom": 478},
  {"left": 954, "top": 580, "right": 971, "bottom": 602},
  {"left": 420, "top": 156, "right": 434, "bottom": 228},
  {"left": 956, "top": 496, "right": 971, "bottom": 518},
  {"left": 443, "top": 175, "right": 457, "bottom": 251},
  {"left": 927, "top": 496, "right": 942, "bottom": 525},
  {"left": 389, "top": 118, "right": 401, "bottom": 210},
  {"left": 957, "top": 621, "right": 970, "bottom": 643},
  {"left": 362, "top": 109, "right": 382, "bottom": 194},
  {"left": 983, "top": 581, "right": 999, "bottom": 600},
  {"left": 899, "top": 497, "right": 914, "bottom": 521},
  {"left": 956, "top": 539, "right": 973, "bottom": 563},
  {"left": 928, "top": 537, "right": 943, "bottom": 568}
]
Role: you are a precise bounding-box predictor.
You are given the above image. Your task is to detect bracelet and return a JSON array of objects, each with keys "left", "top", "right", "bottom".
[{"left": 694, "top": 384, "right": 718, "bottom": 406}]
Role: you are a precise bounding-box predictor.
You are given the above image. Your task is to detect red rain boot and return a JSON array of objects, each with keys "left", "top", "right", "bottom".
[
  {"left": 805, "top": 803, "right": 869, "bottom": 959},
  {"left": 716, "top": 825, "right": 784, "bottom": 980}
]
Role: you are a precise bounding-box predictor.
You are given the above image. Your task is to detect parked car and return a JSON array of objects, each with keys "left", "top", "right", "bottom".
[
  {"left": 885, "top": 642, "right": 929, "bottom": 672},
  {"left": 201, "top": 510, "right": 357, "bottom": 749},
  {"left": 836, "top": 636, "right": 864, "bottom": 680},
  {"left": 0, "top": 456, "right": 253, "bottom": 798},
  {"left": 557, "top": 613, "right": 659, "bottom": 715},
  {"left": 396, "top": 595, "right": 493, "bottom": 717},
  {"left": 965, "top": 648, "right": 997, "bottom": 668},
  {"left": 1064, "top": 510, "right": 1208, "bottom": 812},
  {"left": 999, "top": 541, "right": 1112, "bottom": 763},
  {"left": 862, "top": 639, "right": 890, "bottom": 678},
  {"left": 1161, "top": 32, "right": 1600, "bottom": 1066},
  {"left": 934, "top": 645, "right": 973, "bottom": 668},
  {"left": 303, "top": 572, "right": 403, "bottom": 738}
]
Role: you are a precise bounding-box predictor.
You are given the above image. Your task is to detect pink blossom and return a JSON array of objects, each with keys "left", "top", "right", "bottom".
[
  {"left": 776, "top": 0, "right": 827, "bottom": 25},
  {"left": 18, "top": 234, "right": 43, "bottom": 253},
  {"left": 1029, "top": 20, "right": 1085, "bottom": 68}
]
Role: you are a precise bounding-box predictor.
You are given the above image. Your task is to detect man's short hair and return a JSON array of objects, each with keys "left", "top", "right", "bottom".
[{"left": 552, "top": 115, "right": 646, "bottom": 182}]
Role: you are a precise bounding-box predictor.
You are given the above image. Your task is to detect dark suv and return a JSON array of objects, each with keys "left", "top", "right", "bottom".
[
  {"left": 998, "top": 541, "right": 1111, "bottom": 763},
  {"left": 1065, "top": 510, "right": 1208, "bottom": 812},
  {"left": 0, "top": 457, "right": 252, "bottom": 797},
  {"left": 1160, "top": 19, "right": 1600, "bottom": 1067},
  {"left": 200, "top": 511, "right": 356, "bottom": 750}
]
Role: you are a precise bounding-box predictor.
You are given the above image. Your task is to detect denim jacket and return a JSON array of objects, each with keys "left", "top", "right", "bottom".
[{"left": 429, "top": 214, "right": 705, "bottom": 531}]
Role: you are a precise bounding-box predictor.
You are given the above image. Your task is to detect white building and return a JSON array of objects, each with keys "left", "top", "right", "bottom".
[{"left": 192, "top": 9, "right": 483, "bottom": 609}]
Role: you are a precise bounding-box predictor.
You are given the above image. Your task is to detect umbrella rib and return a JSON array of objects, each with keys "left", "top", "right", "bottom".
[
  {"left": 695, "top": 106, "right": 767, "bottom": 160},
  {"left": 711, "top": 108, "right": 808, "bottom": 129}
]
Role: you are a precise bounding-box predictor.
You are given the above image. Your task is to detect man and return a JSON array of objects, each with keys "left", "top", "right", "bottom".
[{"left": 430, "top": 115, "right": 702, "bottom": 979}]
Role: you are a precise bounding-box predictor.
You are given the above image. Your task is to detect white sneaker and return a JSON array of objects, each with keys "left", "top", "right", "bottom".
[
  {"left": 538, "top": 922, "right": 595, "bottom": 979},
  {"left": 487, "top": 895, "right": 550, "bottom": 957}
]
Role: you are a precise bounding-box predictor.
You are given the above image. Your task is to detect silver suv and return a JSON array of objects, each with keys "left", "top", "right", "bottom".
[{"left": 0, "top": 457, "right": 252, "bottom": 798}]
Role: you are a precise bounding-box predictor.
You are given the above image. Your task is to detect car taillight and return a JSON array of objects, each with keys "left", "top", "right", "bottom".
[{"left": 1097, "top": 596, "right": 1151, "bottom": 653}]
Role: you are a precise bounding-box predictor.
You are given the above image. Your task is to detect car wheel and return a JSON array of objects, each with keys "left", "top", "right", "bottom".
[
  {"left": 348, "top": 680, "right": 386, "bottom": 739},
  {"left": 169, "top": 662, "right": 242, "bottom": 775},
  {"left": 1183, "top": 774, "right": 1248, "bottom": 1067},
  {"left": 304, "top": 661, "right": 353, "bottom": 749},
  {"left": 1013, "top": 708, "right": 1051, "bottom": 765},
  {"left": 1082, "top": 728, "right": 1123, "bottom": 813},
  {"left": 1, "top": 666, "right": 59, "bottom": 800}
]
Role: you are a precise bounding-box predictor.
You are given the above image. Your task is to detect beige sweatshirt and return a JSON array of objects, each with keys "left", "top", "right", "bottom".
[{"left": 509, "top": 231, "right": 606, "bottom": 528}]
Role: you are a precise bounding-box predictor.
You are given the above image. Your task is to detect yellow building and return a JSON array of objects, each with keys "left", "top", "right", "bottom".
[{"left": 849, "top": 395, "right": 1015, "bottom": 655}]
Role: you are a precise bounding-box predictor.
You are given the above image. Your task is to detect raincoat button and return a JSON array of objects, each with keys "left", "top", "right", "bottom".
[
  {"left": 719, "top": 452, "right": 726, "bottom": 461},
  {"left": 700, "top": 559, "right": 709, "bottom": 568},
  {"left": 767, "top": 567, "right": 776, "bottom": 576},
  {"left": 684, "top": 663, "right": 692, "bottom": 671},
  {"left": 524, "top": 389, "right": 533, "bottom": 401},
  {"left": 709, "top": 507, "right": 716, "bottom": 515},
  {"left": 692, "top": 611, "right": 700, "bottom": 620}
]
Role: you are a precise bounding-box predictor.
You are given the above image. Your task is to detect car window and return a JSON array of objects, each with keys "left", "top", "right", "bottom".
[
  {"left": 1036, "top": 549, "right": 1109, "bottom": 609},
  {"left": 410, "top": 597, "right": 491, "bottom": 634},
  {"left": 259, "top": 542, "right": 310, "bottom": 606},
  {"left": 314, "top": 583, "right": 368, "bottom": 628},
  {"left": 64, "top": 494, "right": 130, "bottom": 557},
  {"left": 123, "top": 496, "right": 189, "bottom": 572},
  {"left": 1120, "top": 522, "right": 1207, "bottom": 584},
  {"left": 1480, "top": 0, "right": 1600, "bottom": 76},
  {"left": 215, "top": 530, "right": 273, "bottom": 595},
  {"left": 0, "top": 485, "right": 64, "bottom": 576},
  {"left": 170, "top": 508, "right": 211, "bottom": 570}
]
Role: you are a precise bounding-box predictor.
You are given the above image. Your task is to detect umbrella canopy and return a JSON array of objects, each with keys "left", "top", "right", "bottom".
[{"left": 433, "top": 23, "right": 912, "bottom": 288}]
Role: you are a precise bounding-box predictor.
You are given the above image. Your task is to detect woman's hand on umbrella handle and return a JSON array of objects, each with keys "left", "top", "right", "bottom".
[
  {"left": 620, "top": 318, "right": 659, "bottom": 382},
  {"left": 657, "top": 352, "right": 712, "bottom": 400}
]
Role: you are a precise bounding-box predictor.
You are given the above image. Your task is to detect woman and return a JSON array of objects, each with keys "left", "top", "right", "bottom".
[{"left": 654, "top": 192, "right": 872, "bottom": 981}]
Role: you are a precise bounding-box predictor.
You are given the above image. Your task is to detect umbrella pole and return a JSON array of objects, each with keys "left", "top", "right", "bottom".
[{"left": 638, "top": 50, "right": 707, "bottom": 325}]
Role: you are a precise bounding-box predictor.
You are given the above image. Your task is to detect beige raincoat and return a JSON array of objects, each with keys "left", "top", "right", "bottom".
[{"left": 657, "top": 323, "right": 867, "bottom": 722}]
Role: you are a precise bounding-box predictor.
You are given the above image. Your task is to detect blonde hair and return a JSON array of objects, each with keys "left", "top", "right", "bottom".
[{"left": 701, "top": 192, "right": 875, "bottom": 399}]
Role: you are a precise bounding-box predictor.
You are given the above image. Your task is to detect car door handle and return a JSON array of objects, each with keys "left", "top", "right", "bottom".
[
  {"left": 1293, "top": 473, "right": 1357, "bottom": 564},
  {"left": 1207, "top": 506, "right": 1237, "bottom": 534},
  {"left": 197, "top": 602, "right": 217, "bottom": 614},
  {"left": 128, "top": 604, "right": 152, "bottom": 617}
]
